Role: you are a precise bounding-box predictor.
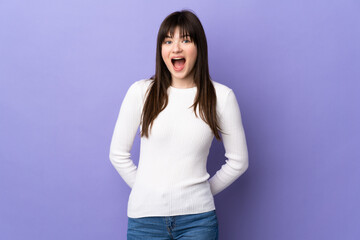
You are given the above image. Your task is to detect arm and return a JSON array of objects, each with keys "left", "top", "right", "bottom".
[
  {"left": 109, "top": 81, "right": 142, "bottom": 189},
  {"left": 208, "top": 89, "right": 249, "bottom": 196}
]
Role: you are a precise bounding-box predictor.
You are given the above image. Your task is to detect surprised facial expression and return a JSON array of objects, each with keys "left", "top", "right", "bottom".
[{"left": 161, "top": 26, "right": 198, "bottom": 83}]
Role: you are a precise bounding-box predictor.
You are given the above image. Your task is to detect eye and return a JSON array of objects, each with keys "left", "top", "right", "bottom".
[
  {"left": 183, "top": 39, "right": 191, "bottom": 43},
  {"left": 163, "top": 40, "right": 172, "bottom": 44}
]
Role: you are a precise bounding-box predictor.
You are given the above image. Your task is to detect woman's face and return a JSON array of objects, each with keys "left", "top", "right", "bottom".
[{"left": 161, "top": 26, "right": 197, "bottom": 83}]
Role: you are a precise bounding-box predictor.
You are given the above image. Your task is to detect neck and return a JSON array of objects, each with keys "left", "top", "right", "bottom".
[{"left": 171, "top": 75, "right": 196, "bottom": 88}]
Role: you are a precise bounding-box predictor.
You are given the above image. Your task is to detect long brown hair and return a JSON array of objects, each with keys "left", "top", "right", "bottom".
[{"left": 140, "top": 9, "right": 224, "bottom": 140}]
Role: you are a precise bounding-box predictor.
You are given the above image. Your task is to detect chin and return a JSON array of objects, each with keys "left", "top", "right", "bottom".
[{"left": 172, "top": 73, "right": 187, "bottom": 79}]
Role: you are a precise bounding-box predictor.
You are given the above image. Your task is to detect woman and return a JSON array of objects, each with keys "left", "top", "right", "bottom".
[{"left": 109, "top": 9, "right": 249, "bottom": 240}]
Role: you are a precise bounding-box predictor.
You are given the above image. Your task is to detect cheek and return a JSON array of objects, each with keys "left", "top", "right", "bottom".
[
  {"left": 189, "top": 47, "right": 197, "bottom": 63},
  {"left": 161, "top": 48, "right": 169, "bottom": 62}
]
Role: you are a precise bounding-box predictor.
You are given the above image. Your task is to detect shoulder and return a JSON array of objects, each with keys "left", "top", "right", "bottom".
[
  {"left": 211, "top": 80, "right": 234, "bottom": 115},
  {"left": 129, "top": 78, "right": 153, "bottom": 91},
  {"left": 211, "top": 79, "right": 232, "bottom": 97},
  {"left": 126, "top": 78, "right": 153, "bottom": 105},
  {"left": 126, "top": 78, "right": 153, "bottom": 95}
]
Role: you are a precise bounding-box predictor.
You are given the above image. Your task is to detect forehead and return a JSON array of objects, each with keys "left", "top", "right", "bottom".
[{"left": 165, "top": 25, "right": 191, "bottom": 38}]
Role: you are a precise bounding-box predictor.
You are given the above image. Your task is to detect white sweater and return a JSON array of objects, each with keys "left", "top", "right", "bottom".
[{"left": 109, "top": 79, "right": 249, "bottom": 218}]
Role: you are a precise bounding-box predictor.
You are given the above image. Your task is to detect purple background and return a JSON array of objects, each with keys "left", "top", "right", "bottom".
[{"left": 1, "top": 0, "right": 359, "bottom": 239}]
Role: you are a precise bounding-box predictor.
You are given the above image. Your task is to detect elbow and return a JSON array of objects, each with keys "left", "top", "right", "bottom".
[
  {"left": 109, "top": 149, "right": 131, "bottom": 164},
  {"left": 109, "top": 149, "right": 117, "bottom": 164},
  {"left": 237, "top": 157, "right": 249, "bottom": 177},
  {"left": 243, "top": 158, "right": 249, "bottom": 173},
  {"left": 238, "top": 158, "right": 249, "bottom": 177},
  {"left": 242, "top": 151, "right": 249, "bottom": 170},
  {"left": 241, "top": 150, "right": 249, "bottom": 173},
  {"left": 109, "top": 152, "right": 113, "bottom": 163}
]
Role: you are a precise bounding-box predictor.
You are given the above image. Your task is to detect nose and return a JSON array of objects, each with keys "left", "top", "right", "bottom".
[{"left": 172, "top": 40, "right": 182, "bottom": 53}]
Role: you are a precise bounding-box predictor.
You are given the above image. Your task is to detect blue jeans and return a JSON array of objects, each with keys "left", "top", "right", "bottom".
[{"left": 127, "top": 210, "right": 219, "bottom": 240}]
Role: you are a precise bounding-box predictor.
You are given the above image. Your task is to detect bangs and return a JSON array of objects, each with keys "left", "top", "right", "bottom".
[{"left": 159, "top": 17, "right": 197, "bottom": 44}]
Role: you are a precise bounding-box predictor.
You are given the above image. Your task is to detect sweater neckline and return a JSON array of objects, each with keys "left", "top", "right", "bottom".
[{"left": 169, "top": 85, "right": 197, "bottom": 92}]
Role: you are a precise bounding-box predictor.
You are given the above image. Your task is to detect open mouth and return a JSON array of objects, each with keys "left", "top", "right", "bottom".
[{"left": 171, "top": 58, "right": 186, "bottom": 71}]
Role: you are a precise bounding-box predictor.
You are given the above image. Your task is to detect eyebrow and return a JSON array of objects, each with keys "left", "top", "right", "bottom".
[{"left": 165, "top": 34, "right": 191, "bottom": 38}]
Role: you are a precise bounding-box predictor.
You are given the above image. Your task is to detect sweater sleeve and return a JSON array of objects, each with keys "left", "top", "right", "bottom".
[
  {"left": 208, "top": 89, "right": 249, "bottom": 196},
  {"left": 109, "top": 81, "right": 142, "bottom": 189}
]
